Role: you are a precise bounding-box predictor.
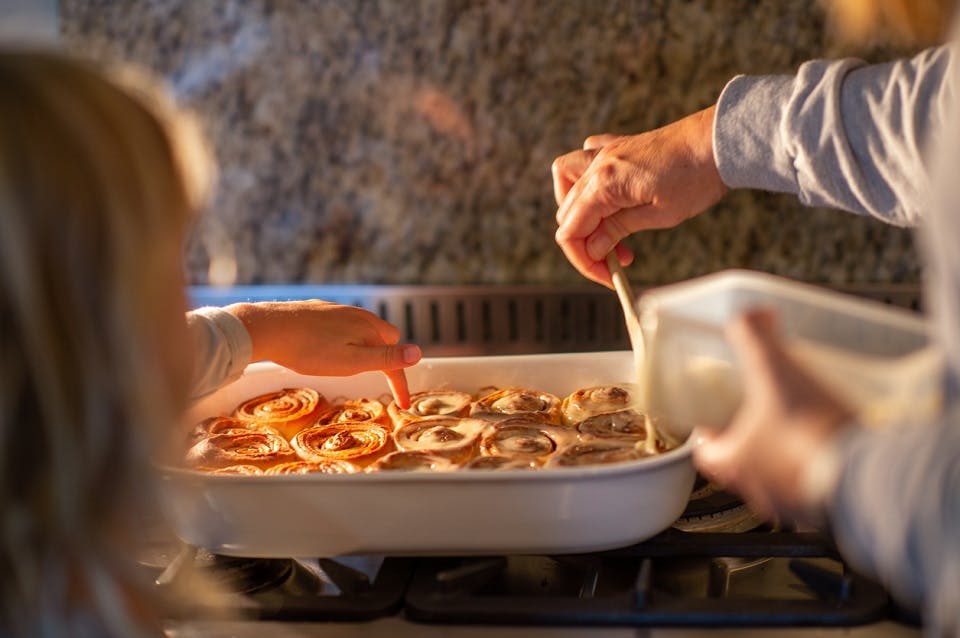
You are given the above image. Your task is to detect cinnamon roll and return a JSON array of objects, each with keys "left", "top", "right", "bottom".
[
  {"left": 545, "top": 441, "right": 647, "bottom": 468},
  {"left": 470, "top": 388, "right": 562, "bottom": 425},
  {"left": 367, "top": 451, "right": 455, "bottom": 472},
  {"left": 478, "top": 417, "right": 577, "bottom": 462},
  {"left": 233, "top": 387, "right": 326, "bottom": 440},
  {"left": 388, "top": 389, "right": 473, "bottom": 426},
  {"left": 561, "top": 384, "right": 641, "bottom": 426},
  {"left": 187, "top": 415, "right": 281, "bottom": 446},
  {"left": 576, "top": 409, "right": 650, "bottom": 441},
  {"left": 264, "top": 459, "right": 359, "bottom": 475},
  {"left": 291, "top": 423, "right": 391, "bottom": 465},
  {"left": 186, "top": 430, "right": 296, "bottom": 470},
  {"left": 318, "top": 398, "right": 388, "bottom": 427},
  {"left": 461, "top": 456, "right": 536, "bottom": 470},
  {"left": 394, "top": 416, "right": 486, "bottom": 461},
  {"left": 577, "top": 409, "right": 667, "bottom": 455}
]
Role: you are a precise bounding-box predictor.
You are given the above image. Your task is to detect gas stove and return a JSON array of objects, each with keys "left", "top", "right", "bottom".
[{"left": 149, "top": 480, "right": 923, "bottom": 637}]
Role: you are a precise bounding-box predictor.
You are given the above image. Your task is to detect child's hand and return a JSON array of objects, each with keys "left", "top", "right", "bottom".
[{"left": 226, "top": 301, "right": 422, "bottom": 408}]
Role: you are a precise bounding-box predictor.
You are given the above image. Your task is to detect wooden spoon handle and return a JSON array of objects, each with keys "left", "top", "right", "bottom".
[{"left": 605, "top": 252, "right": 644, "bottom": 358}]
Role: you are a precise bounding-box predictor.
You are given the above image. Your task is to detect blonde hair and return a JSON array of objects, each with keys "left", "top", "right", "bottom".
[
  {"left": 822, "top": 0, "right": 955, "bottom": 47},
  {"left": 0, "top": 50, "right": 214, "bottom": 635}
]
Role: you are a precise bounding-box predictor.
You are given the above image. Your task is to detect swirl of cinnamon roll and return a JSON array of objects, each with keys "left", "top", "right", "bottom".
[
  {"left": 318, "top": 398, "right": 388, "bottom": 427},
  {"left": 233, "top": 387, "right": 327, "bottom": 440},
  {"left": 187, "top": 416, "right": 281, "bottom": 447},
  {"left": 388, "top": 389, "right": 473, "bottom": 426},
  {"left": 291, "top": 423, "right": 391, "bottom": 465},
  {"left": 367, "top": 451, "right": 455, "bottom": 472},
  {"left": 478, "top": 417, "right": 577, "bottom": 462},
  {"left": 545, "top": 441, "right": 647, "bottom": 468},
  {"left": 394, "top": 416, "right": 486, "bottom": 461},
  {"left": 461, "top": 456, "right": 536, "bottom": 470},
  {"left": 197, "top": 464, "right": 264, "bottom": 475},
  {"left": 577, "top": 409, "right": 667, "bottom": 455},
  {"left": 186, "top": 430, "right": 296, "bottom": 470},
  {"left": 264, "top": 459, "right": 359, "bottom": 475},
  {"left": 469, "top": 388, "right": 562, "bottom": 425},
  {"left": 576, "top": 408, "right": 649, "bottom": 441},
  {"left": 561, "top": 384, "right": 641, "bottom": 426}
]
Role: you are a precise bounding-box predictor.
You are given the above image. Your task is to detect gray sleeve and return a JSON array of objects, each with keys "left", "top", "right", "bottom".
[
  {"left": 713, "top": 45, "right": 957, "bottom": 226},
  {"left": 186, "top": 306, "right": 253, "bottom": 400},
  {"left": 714, "top": 42, "right": 960, "bottom": 631},
  {"left": 827, "top": 416, "right": 960, "bottom": 634}
]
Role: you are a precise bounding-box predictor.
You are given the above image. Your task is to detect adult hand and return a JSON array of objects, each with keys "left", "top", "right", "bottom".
[
  {"left": 693, "top": 309, "right": 853, "bottom": 522},
  {"left": 226, "top": 300, "right": 422, "bottom": 408},
  {"left": 551, "top": 105, "right": 727, "bottom": 287}
]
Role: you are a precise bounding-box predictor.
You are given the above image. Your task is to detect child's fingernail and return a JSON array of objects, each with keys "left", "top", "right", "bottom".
[{"left": 402, "top": 344, "right": 421, "bottom": 364}]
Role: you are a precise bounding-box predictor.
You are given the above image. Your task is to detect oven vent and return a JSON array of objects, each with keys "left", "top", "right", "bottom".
[
  {"left": 190, "top": 283, "right": 922, "bottom": 357},
  {"left": 190, "top": 285, "right": 629, "bottom": 356}
]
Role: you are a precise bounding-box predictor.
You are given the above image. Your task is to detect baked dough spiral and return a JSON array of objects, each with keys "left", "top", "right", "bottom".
[
  {"left": 264, "top": 459, "right": 359, "bottom": 475},
  {"left": 577, "top": 408, "right": 663, "bottom": 455},
  {"left": 291, "top": 423, "right": 391, "bottom": 465},
  {"left": 545, "top": 441, "right": 646, "bottom": 468},
  {"left": 560, "top": 384, "right": 641, "bottom": 426},
  {"left": 470, "top": 388, "right": 562, "bottom": 425},
  {"left": 188, "top": 415, "right": 282, "bottom": 446},
  {"left": 388, "top": 389, "right": 473, "bottom": 426},
  {"left": 318, "top": 398, "right": 388, "bottom": 427},
  {"left": 234, "top": 387, "right": 326, "bottom": 440},
  {"left": 576, "top": 408, "right": 649, "bottom": 441},
  {"left": 367, "top": 451, "right": 455, "bottom": 472},
  {"left": 394, "top": 416, "right": 486, "bottom": 461},
  {"left": 186, "top": 430, "right": 296, "bottom": 470},
  {"left": 478, "top": 417, "right": 577, "bottom": 462}
]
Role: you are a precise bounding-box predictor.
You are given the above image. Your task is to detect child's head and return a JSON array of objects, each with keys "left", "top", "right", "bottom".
[{"left": 0, "top": 49, "right": 213, "bottom": 634}]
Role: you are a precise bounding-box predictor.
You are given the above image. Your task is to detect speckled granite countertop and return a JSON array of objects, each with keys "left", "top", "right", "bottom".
[{"left": 60, "top": 0, "right": 922, "bottom": 286}]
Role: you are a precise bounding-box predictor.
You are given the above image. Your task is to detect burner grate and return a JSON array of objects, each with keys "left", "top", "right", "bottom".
[
  {"left": 403, "top": 530, "right": 890, "bottom": 627},
  {"left": 151, "top": 545, "right": 414, "bottom": 622}
]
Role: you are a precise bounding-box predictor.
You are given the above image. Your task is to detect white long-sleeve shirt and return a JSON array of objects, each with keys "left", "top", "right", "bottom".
[
  {"left": 185, "top": 306, "right": 252, "bottom": 400},
  {"left": 714, "top": 42, "right": 960, "bottom": 633}
]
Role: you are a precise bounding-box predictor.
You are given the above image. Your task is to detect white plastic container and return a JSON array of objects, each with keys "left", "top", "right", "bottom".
[
  {"left": 159, "top": 351, "right": 696, "bottom": 557},
  {"left": 639, "top": 270, "right": 942, "bottom": 436}
]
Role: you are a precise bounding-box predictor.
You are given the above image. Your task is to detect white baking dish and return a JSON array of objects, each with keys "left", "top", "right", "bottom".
[{"left": 159, "top": 351, "right": 696, "bottom": 557}]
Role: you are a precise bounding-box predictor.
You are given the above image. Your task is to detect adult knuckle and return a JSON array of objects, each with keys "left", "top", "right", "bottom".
[{"left": 596, "top": 160, "right": 619, "bottom": 183}]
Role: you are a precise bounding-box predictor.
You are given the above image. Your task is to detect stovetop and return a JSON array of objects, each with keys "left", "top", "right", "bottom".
[
  {"left": 145, "top": 476, "right": 924, "bottom": 636},
  {"left": 148, "top": 526, "right": 922, "bottom": 637}
]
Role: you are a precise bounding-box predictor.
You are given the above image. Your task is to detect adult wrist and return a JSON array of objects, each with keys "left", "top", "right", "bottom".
[{"left": 694, "top": 104, "right": 728, "bottom": 201}]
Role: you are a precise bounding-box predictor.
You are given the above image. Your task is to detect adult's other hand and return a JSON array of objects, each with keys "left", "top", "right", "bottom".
[{"left": 693, "top": 309, "right": 853, "bottom": 522}]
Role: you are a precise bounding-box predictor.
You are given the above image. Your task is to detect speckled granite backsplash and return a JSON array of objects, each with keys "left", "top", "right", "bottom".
[{"left": 61, "top": 0, "right": 922, "bottom": 286}]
